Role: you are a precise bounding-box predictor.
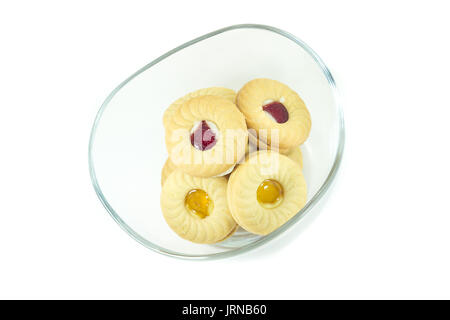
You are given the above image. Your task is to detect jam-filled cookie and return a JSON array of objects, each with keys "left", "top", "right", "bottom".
[
  {"left": 161, "top": 158, "right": 176, "bottom": 186},
  {"left": 236, "top": 78, "right": 311, "bottom": 150},
  {"left": 163, "top": 87, "right": 236, "bottom": 131},
  {"left": 165, "top": 95, "right": 248, "bottom": 177},
  {"left": 163, "top": 153, "right": 238, "bottom": 182},
  {"left": 227, "top": 150, "right": 307, "bottom": 235},
  {"left": 161, "top": 169, "right": 237, "bottom": 244}
]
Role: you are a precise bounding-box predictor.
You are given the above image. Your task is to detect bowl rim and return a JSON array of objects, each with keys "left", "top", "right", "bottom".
[{"left": 88, "top": 23, "right": 345, "bottom": 260}]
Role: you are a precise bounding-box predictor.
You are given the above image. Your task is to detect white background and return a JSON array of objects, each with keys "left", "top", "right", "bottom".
[{"left": 1, "top": 1, "right": 449, "bottom": 299}]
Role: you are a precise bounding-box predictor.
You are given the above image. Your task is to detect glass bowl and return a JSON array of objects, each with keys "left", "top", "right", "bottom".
[{"left": 89, "top": 24, "right": 345, "bottom": 259}]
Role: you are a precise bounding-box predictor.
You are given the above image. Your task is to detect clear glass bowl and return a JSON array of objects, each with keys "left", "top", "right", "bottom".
[{"left": 89, "top": 24, "right": 345, "bottom": 259}]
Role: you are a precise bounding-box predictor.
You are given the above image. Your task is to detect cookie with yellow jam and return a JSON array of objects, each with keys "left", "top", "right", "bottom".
[
  {"left": 161, "top": 158, "right": 177, "bottom": 186},
  {"left": 161, "top": 169, "right": 237, "bottom": 244},
  {"left": 165, "top": 95, "right": 248, "bottom": 177},
  {"left": 227, "top": 150, "right": 307, "bottom": 235},
  {"left": 237, "top": 78, "right": 311, "bottom": 150},
  {"left": 163, "top": 87, "right": 236, "bottom": 131}
]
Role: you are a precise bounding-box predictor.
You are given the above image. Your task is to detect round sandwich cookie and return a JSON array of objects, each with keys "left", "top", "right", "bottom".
[
  {"left": 165, "top": 95, "right": 248, "bottom": 178},
  {"left": 285, "top": 147, "right": 303, "bottom": 170},
  {"left": 236, "top": 78, "right": 311, "bottom": 150},
  {"left": 161, "top": 158, "right": 177, "bottom": 186},
  {"left": 161, "top": 169, "right": 237, "bottom": 244},
  {"left": 227, "top": 150, "right": 307, "bottom": 235},
  {"left": 248, "top": 130, "right": 290, "bottom": 154},
  {"left": 163, "top": 87, "right": 236, "bottom": 132},
  {"left": 247, "top": 134, "right": 303, "bottom": 169}
]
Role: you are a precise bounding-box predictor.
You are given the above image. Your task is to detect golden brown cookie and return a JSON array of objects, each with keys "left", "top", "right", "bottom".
[
  {"left": 161, "top": 158, "right": 177, "bottom": 186},
  {"left": 165, "top": 95, "right": 248, "bottom": 177},
  {"left": 227, "top": 150, "right": 307, "bottom": 235},
  {"left": 237, "top": 78, "right": 311, "bottom": 150},
  {"left": 161, "top": 169, "right": 237, "bottom": 244},
  {"left": 163, "top": 87, "right": 236, "bottom": 132}
]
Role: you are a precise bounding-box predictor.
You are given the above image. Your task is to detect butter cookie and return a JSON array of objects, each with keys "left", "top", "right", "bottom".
[
  {"left": 285, "top": 147, "right": 303, "bottom": 170},
  {"left": 161, "top": 169, "right": 237, "bottom": 243},
  {"left": 227, "top": 150, "right": 307, "bottom": 235},
  {"left": 161, "top": 158, "right": 176, "bottom": 186},
  {"left": 237, "top": 78, "right": 311, "bottom": 150},
  {"left": 247, "top": 133, "right": 303, "bottom": 169},
  {"left": 163, "top": 87, "right": 236, "bottom": 131},
  {"left": 165, "top": 95, "right": 248, "bottom": 177}
]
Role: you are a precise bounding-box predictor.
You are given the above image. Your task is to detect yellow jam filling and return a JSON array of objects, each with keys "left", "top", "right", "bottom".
[
  {"left": 185, "top": 189, "right": 213, "bottom": 219},
  {"left": 256, "top": 179, "right": 284, "bottom": 208}
]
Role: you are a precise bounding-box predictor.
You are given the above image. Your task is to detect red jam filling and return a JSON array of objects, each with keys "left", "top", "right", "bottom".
[
  {"left": 263, "top": 102, "right": 289, "bottom": 123},
  {"left": 190, "top": 120, "right": 217, "bottom": 151}
]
